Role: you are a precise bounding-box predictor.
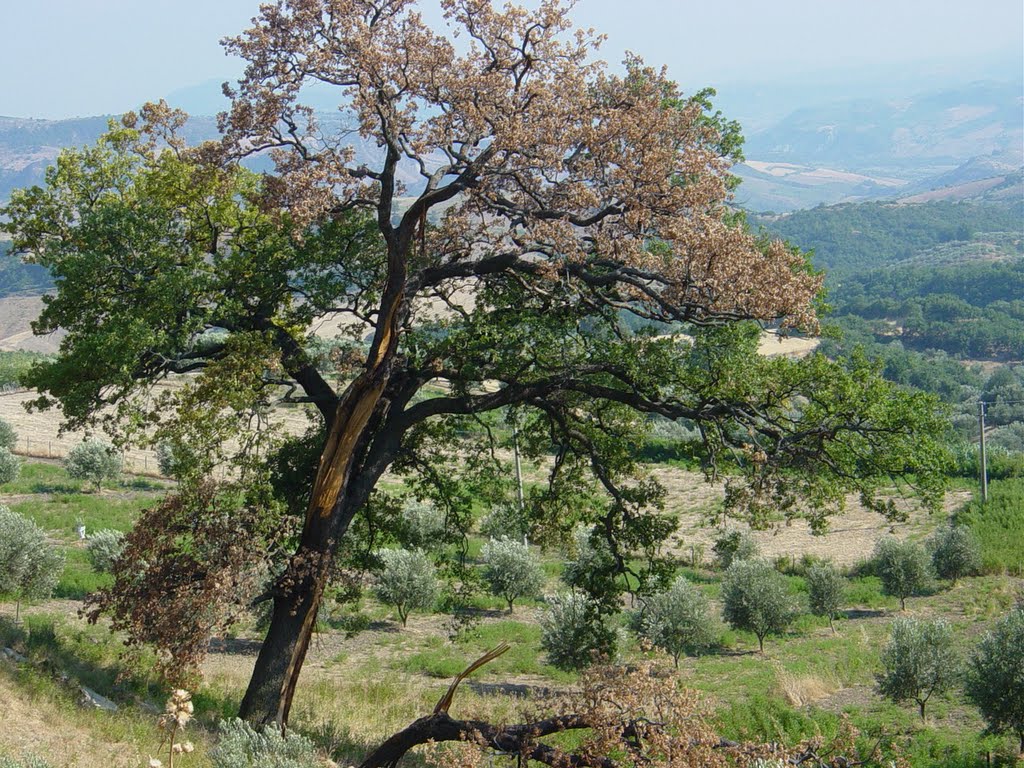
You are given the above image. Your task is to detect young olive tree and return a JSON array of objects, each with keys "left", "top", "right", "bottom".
[
  {"left": 873, "top": 538, "right": 933, "bottom": 611},
  {"left": 64, "top": 440, "right": 122, "bottom": 490},
  {"left": 634, "top": 575, "right": 716, "bottom": 667},
  {"left": 2, "top": 0, "right": 950, "bottom": 726},
  {"left": 0, "top": 506, "right": 65, "bottom": 621},
  {"left": 712, "top": 529, "right": 759, "bottom": 570},
  {"left": 721, "top": 559, "right": 799, "bottom": 653},
  {"left": 0, "top": 419, "right": 17, "bottom": 452},
  {"left": 878, "top": 617, "right": 958, "bottom": 721},
  {"left": 0, "top": 448, "right": 21, "bottom": 486},
  {"left": 86, "top": 529, "right": 127, "bottom": 574},
  {"left": 373, "top": 549, "right": 437, "bottom": 627},
  {"left": 806, "top": 561, "right": 844, "bottom": 633},
  {"left": 928, "top": 525, "right": 981, "bottom": 584},
  {"left": 540, "top": 592, "right": 617, "bottom": 671},
  {"left": 481, "top": 537, "right": 545, "bottom": 613},
  {"left": 964, "top": 609, "right": 1024, "bottom": 753}
]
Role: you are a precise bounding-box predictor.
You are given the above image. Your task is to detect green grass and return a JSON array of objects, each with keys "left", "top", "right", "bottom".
[{"left": 7, "top": 493, "right": 152, "bottom": 536}]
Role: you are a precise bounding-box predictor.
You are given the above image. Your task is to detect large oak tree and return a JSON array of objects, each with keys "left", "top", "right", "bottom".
[{"left": 1, "top": 0, "right": 947, "bottom": 729}]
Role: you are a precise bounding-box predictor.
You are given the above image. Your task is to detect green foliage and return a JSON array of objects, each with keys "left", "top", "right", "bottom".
[
  {"left": 540, "top": 592, "right": 617, "bottom": 671},
  {"left": 479, "top": 502, "right": 529, "bottom": 542},
  {"left": 805, "top": 562, "right": 844, "bottom": 630},
  {"left": 0, "top": 419, "right": 17, "bottom": 450},
  {"left": 155, "top": 440, "right": 195, "bottom": 480},
  {"left": 399, "top": 499, "right": 446, "bottom": 551},
  {"left": 0, "top": 506, "right": 64, "bottom": 615},
  {"left": 873, "top": 537, "right": 933, "bottom": 610},
  {"left": 561, "top": 525, "right": 622, "bottom": 613},
  {"left": 712, "top": 529, "right": 760, "bottom": 569},
  {"left": 63, "top": 439, "right": 122, "bottom": 489},
  {"left": 878, "top": 617, "right": 958, "bottom": 720},
  {"left": 0, "top": 448, "right": 21, "bottom": 485},
  {"left": 720, "top": 559, "right": 799, "bottom": 652},
  {"left": 211, "top": 718, "right": 322, "bottom": 768},
  {"left": 85, "top": 529, "right": 126, "bottom": 573},
  {"left": 957, "top": 479, "right": 1024, "bottom": 573},
  {"left": 480, "top": 537, "right": 544, "bottom": 612},
  {"left": 928, "top": 525, "right": 981, "bottom": 583},
  {"left": 633, "top": 574, "right": 716, "bottom": 666},
  {"left": 373, "top": 548, "right": 437, "bottom": 627},
  {"left": 964, "top": 608, "right": 1024, "bottom": 750}
]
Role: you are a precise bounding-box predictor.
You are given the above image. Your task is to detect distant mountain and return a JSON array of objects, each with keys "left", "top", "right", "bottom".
[{"left": 735, "top": 80, "right": 1023, "bottom": 211}]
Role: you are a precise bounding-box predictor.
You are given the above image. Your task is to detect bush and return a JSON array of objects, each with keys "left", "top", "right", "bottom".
[
  {"left": 373, "top": 548, "right": 437, "bottom": 626},
  {"left": 0, "top": 448, "right": 21, "bottom": 485},
  {"left": 85, "top": 529, "right": 126, "bottom": 573},
  {"left": 964, "top": 608, "right": 1024, "bottom": 753},
  {"left": 806, "top": 561, "right": 845, "bottom": 632},
  {"left": 634, "top": 575, "right": 716, "bottom": 667},
  {"left": 479, "top": 502, "right": 529, "bottom": 542},
  {"left": 878, "top": 617, "right": 958, "bottom": 720},
  {"left": 64, "top": 439, "right": 122, "bottom": 489},
  {"left": 155, "top": 440, "right": 198, "bottom": 480},
  {"left": 956, "top": 478, "right": 1024, "bottom": 574},
  {"left": 400, "top": 499, "right": 446, "bottom": 550},
  {"left": 561, "top": 525, "right": 620, "bottom": 610},
  {"left": 211, "top": 718, "right": 322, "bottom": 768},
  {"left": 721, "top": 559, "right": 798, "bottom": 653},
  {"left": 928, "top": 525, "right": 981, "bottom": 584},
  {"left": 0, "top": 756, "right": 54, "bottom": 768},
  {"left": 0, "top": 419, "right": 17, "bottom": 451},
  {"left": 713, "top": 529, "right": 759, "bottom": 569},
  {"left": 873, "top": 537, "right": 932, "bottom": 610},
  {"left": 0, "top": 506, "right": 64, "bottom": 620},
  {"left": 481, "top": 537, "right": 545, "bottom": 612},
  {"left": 540, "top": 591, "right": 617, "bottom": 671}
]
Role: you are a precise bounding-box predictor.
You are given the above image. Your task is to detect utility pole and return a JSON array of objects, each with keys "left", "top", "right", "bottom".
[
  {"left": 512, "top": 412, "right": 527, "bottom": 545},
  {"left": 978, "top": 401, "right": 988, "bottom": 503}
]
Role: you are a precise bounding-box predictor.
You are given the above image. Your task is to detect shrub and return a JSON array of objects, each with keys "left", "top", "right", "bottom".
[
  {"left": 0, "top": 448, "right": 21, "bottom": 485},
  {"left": 806, "top": 561, "right": 845, "bottom": 632},
  {"left": 155, "top": 440, "right": 197, "bottom": 480},
  {"left": 878, "top": 617, "right": 957, "bottom": 720},
  {"left": 86, "top": 529, "right": 126, "bottom": 573},
  {"left": 873, "top": 537, "right": 932, "bottom": 610},
  {"left": 0, "top": 506, "right": 64, "bottom": 621},
  {"left": 211, "top": 718, "right": 321, "bottom": 768},
  {"left": 561, "top": 525, "right": 620, "bottom": 610},
  {"left": 481, "top": 537, "right": 545, "bottom": 612},
  {"left": 479, "top": 502, "right": 529, "bottom": 542},
  {"left": 373, "top": 548, "right": 437, "bottom": 626},
  {"left": 713, "top": 529, "right": 759, "bottom": 569},
  {"left": 64, "top": 439, "right": 122, "bottom": 489},
  {"left": 0, "top": 756, "right": 55, "bottom": 768},
  {"left": 721, "top": 559, "right": 798, "bottom": 653},
  {"left": 957, "top": 478, "right": 1024, "bottom": 573},
  {"left": 964, "top": 608, "right": 1024, "bottom": 753},
  {"left": 928, "top": 525, "right": 981, "bottom": 584},
  {"left": 540, "top": 591, "right": 616, "bottom": 671},
  {"left": 400, "top": 499, "right": 446, "bottom": 550},
  {"left": 0, "top": 418, "right": 17, "bottom": 451},
  {"left": 634, "top": 575, "right": 716, "bottom": 667}
]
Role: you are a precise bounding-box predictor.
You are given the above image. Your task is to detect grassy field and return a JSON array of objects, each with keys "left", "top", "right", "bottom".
[{"left": 2, "top": 462, "right": 1023, "bottom": 767}]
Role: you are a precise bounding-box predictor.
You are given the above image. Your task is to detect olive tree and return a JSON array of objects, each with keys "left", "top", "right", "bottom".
[
  {"left": 481, "top": 537, "right": 545, "bottom": 613},
  {"left": 878, "top": 617, "right": 957, "bottom": 720},
  {"left": 0, "top": 419, "right": 17, "bottom": 451},
  {"left": 964, "top": 609, "right": 1024, "bottom": 753},
  {"left": 64, "top": 440, "right": 122, "bottom": 490},
  {"left": 873, "top": 537, "right": 932, "bottom": 611},
  {"left": 928, "top": 525, "right": 981, "bottom": 584},
  {"left": 0, "top": 448, "right": 21, "bottom": 486},
  {"left": 373, "top": 548, "right": 437, "bottom": 627},
  {"left": 86, "top": 529, "right": 126, "bottom": 574},
  {"left": 806, "top": 561, "right": 844, "bottom": 633},
  {"left": 634, "top": 575, "right": 716, "bottom": 667},
  {"left": 712, "top": 529, "right": 759, "bottom": 569},
  {"left": 3, "top": 0, "right": 949, "bottom": 727},
  {"left": 721, "top": 559, "right": 799, "bottom": 653},
  {"left": 0, "top": 506, "right": 65, "bottom": 622},
  {"left": 540, "top": 592, "right": 616, "bottom": 671}
]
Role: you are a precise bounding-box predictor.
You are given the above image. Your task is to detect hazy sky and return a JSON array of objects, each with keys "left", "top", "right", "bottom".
[{"left": 2, "top": 0, "right": 1021, "bottom": 119}]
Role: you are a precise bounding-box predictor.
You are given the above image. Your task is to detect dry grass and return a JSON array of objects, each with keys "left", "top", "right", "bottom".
[{"left": 773, "top": 666, "right": 841, "bottom": 707}]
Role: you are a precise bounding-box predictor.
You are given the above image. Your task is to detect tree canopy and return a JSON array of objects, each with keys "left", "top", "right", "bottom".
[{"left": 1, "top": 0, "right": 948, "bottom": 729}]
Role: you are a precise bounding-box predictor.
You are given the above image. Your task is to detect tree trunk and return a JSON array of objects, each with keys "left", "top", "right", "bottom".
[
  {"left": 757, "top": 634, "right": 765, "bottom": 654},
  {"left": 239, "top": 269, "right": 408, "bottom": 727},
  {"left": 918, "top": 699, "right": 926, "bottom": 721}
]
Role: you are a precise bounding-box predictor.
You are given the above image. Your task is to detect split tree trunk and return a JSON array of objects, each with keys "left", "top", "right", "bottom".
[{"left": 239, "top": 279, "right": 406, "bottom": 727}]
